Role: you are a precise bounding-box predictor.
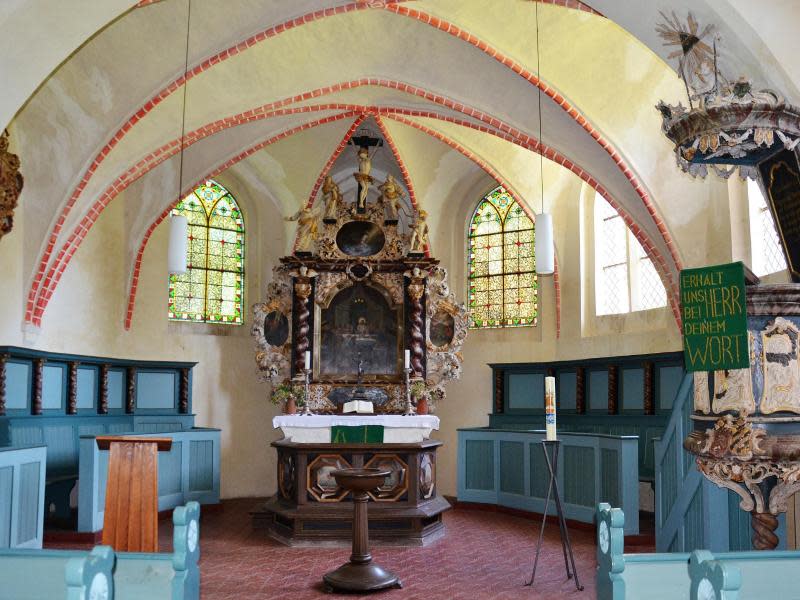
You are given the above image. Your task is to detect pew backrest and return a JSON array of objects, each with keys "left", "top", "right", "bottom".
[
  {"left": 689, "top": 550, "right": 741, "bottom": 600},
  {"left": 0, "top": 545, "right": 114, "bottom": 600},
  {"left": 113, "top": 501, "right": 200, "bottom": 600},
  {"left": 597, "top": 502, "right": 691, "bottom": 599}
]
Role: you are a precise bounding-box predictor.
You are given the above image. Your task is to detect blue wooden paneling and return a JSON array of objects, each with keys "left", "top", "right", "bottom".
[
  {"left": 658, "top": 365, "right": 684, "bottom": 410},
  {"left": 159, "top": 441, "right": 183, "bottom": 499},
  {"left": 42, "top": 364, "right": 66, "bottom": 410},
  {"left": 188, "top": 440, "right": 214, "bottom": 492},
  {"left": 464, "top": 440, "right": 494, "bottom": 491},
  {"left": 0, "top": 446, "right": 46, "bottom": 549},
  {"left": 559, "top": 371, "right": 577, "bottom": 410},
  {"left": 136, "top": 371, "right": 176, "bottom": 410},
  {"left": 78, "top": 429, "right": 220, "bottom": 533},
  {"left": 499, "top": 441, "right": 524, "bottom": 495},
  {"left": 530, "top": 443, "right": 549, "bottom": 498},
  {"left": 508, "top": 373, "right": 544, "bottom": 410},
  {"left": 621, "top": 367, "right": 645, "bottom": 411},
  {"left": 563, "top": 446, "right": 595, "bottom": 507},
  {"left": 42, "top": 425, "right": 76, "bottom": 474},
  {"left": 459, "top": 429, "right": 640, "bottom": 534},
  {"left": 75, "top": 367, "right": 96, "bottom": 410},
  {"left": 5, "top": 362, "right": 30, "bottom": 410},
  {"left": 601, "top": 448, "right": 620, "bottom": 507},
  {"left": 16, "top": 461, "right": 40, "bottom": 546},
  {"left": 0, "top": 467, "right": 11, "bottom": 547},
  {"left": 107, "top": 369, "right": 125, "bottom": 410},
  {"left": 589, "top": 370, "right": 609, "bottom": 410}
]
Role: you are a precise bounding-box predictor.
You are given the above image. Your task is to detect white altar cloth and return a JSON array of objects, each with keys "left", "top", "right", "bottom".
[{"left": 272, "top": 414, "right": 440, "bottom": 443}]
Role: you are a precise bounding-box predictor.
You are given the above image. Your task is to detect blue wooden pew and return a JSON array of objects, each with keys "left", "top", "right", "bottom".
[
  {"left": 0, "top": 502, "right": 200, "bottom": 600},
  {"left": 0, "top": 545, "right": 115, "bottom": 600},
  {"left": 597, "top": 503, "right": 800, "bottom": 600},
  {"left": 113, "top": 501, "right": 201, "bottom": 600}
]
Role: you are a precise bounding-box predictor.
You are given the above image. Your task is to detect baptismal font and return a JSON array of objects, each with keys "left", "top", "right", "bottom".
[{"left": 251, "top": 126, "right": 468, "bottom": 545}]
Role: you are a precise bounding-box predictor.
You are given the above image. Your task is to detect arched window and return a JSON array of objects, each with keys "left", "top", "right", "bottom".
[
  {"left": 168, "top": 180, "right": 244, "bottom": 324},
  {"left": 747, "top": 178, "right": 787, "bottom": 276},
  {"left": 468, "top": 186, "right": 537, "bottom": 328},
  {"left": 593, "top": 192, "right": 666, "bottom": 315}
]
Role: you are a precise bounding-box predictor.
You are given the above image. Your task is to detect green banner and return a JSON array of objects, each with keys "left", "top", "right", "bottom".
[
  {"left": 680, "top": 262, "right": 749, "bottom": 372},
  {"left": 330, "top": 425, "right": 384, "bottom": 443}
]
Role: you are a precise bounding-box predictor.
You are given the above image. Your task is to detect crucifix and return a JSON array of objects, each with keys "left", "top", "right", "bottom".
[{"left": 349, "top": 131, "right": 383, "bottom": 214}]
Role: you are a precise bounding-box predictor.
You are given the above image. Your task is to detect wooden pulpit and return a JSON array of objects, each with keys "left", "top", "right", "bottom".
[{"left": 96, "top": 436, "right": 172, "bottom": 552}]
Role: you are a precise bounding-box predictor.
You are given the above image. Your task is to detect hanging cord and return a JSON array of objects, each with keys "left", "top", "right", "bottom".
[
  {"left": 535, "top": 0, "right": 544, "bottom": 216},
  {"left": 176, "top": 0, "right": 192, "bottom": 203}
]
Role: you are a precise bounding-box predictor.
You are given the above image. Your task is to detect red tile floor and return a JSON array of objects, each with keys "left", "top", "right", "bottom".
[{"left": 49, "top": 499, "right": 607, "bottom": 599}]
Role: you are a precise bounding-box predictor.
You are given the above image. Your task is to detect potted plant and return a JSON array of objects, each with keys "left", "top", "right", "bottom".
[
  {"left": 410, "top": 380, "right": 430, "bottom": 415},
  {"left": 271, "top": 382, "right": 305, "bottom": 414}
]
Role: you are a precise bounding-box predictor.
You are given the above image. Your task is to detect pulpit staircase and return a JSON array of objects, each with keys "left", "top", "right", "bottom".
[{"left": 654, "top": 373, "right": 785, "bottom": 552}]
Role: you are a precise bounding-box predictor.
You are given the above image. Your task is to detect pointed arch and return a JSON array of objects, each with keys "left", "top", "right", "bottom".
[
  {"left": 168, "top": 180, "right": 244, "bottom": 324},
  {"left": 468, "top": 185, "right": 537, "bottom": 328}
]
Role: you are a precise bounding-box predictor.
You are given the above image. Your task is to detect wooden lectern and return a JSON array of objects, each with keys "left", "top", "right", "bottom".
[{"left": 96, "top": 436, "right": 172, "bottom": 552}]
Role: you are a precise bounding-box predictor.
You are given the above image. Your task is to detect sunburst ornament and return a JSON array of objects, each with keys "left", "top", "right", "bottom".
[{"left": 656, "top": 11, "right": 717, "bottom": 94}]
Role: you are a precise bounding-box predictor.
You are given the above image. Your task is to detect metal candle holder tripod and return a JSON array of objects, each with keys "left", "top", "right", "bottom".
[{"left": 525, "top": 440, "right": 583, "bottom": 591}]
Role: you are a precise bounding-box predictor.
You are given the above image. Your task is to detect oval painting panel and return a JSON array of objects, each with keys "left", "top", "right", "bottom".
[
  {"left": 263, "top": 311, "right": 289, "bottom": 347},
  {"left": 430, "top": 311, "right": 455, "bottom": 348},
  {"left": 336, "top": 221, "right": 385, "bottom": 257}
]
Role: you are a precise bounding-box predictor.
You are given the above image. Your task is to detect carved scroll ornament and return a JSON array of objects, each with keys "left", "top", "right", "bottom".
[
  {"left": 252, "top": 266, "right": 293, "bottom": 385},
  {"left": 0, "top": 130, "right": 23, "bottom": 240}
]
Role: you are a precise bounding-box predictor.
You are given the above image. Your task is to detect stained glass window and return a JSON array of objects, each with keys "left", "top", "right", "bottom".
[
  {"left": 748, "top": 178, "right": 787, "bottom": 276},
  {"left": 168, "top": 180, "right": 244, "bottom": 324},
  {"left": 594, "top": 192, "right": 666, "bottom": 315},
  {"left": 468, "top": 186, "right": 537, "bottom": 328}
]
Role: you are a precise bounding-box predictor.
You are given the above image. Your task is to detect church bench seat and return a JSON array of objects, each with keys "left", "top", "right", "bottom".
[
  {"left": 0, "top": 545, "right": 114, "bottom": 600},
  {"left": 598, "top": 503, "right": 800, "bottom": 600}
]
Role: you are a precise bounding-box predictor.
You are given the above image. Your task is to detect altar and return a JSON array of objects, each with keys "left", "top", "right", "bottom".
[
  {"left": 250, "top": 123, "right": 467, "bottom": 546},
  {"left": 272, "top": 414, "right": 440, "bottom": 443}
]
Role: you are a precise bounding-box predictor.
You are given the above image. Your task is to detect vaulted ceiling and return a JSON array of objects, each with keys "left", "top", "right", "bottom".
[{"left": 4, "top": 0, "right": 797, "bottom": 328}]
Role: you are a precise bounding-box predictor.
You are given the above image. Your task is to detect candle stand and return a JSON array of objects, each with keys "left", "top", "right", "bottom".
[
  {"left": 300, "top": 368, "right": 314, "bottom": 416},
  {"left": 402, "top": 366, "right": 416, "bottom": 416},
  {"left": 525, "top": 440, "right": 583, "bottom": 591}
]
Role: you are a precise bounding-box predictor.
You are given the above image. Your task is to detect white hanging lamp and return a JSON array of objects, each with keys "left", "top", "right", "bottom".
[
  {"left": 534, "top": 0, "right": 554, "bottom": 276},
  {"left": 168, "top": 0, "right": 192, "bottom": 276},
  {"left": 534, "top": 212, "right": 554, "bottom": 275},
  {"left": 167, "top": 214, "right": 188, "bottom": 274}
]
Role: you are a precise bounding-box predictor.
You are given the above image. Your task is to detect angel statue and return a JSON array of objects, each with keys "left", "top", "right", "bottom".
[
  {"left": 378, "top": 174, "right": 405, "bottom": 222},
  {"left": 285, "top": 205, "right": 319, "bottom": 254},
  {"left": 321, "top": 175, "right": 342, "bottom": 223},
  {"left": 408, "top": 209, "right": 429, "bottom": 255}
]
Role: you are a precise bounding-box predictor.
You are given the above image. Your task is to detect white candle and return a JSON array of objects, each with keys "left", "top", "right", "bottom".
[
  {"left": 545, "top": 376, "right": 557, "bottom": 441},
  {"left": 304, "top": 350, "right": 311, "bottom": 371},
  {"left": 404, "top": 349, "right": 411, "bottom": 369}
]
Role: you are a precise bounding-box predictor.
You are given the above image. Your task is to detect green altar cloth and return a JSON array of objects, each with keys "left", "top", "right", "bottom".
[{"left": 330, "top": 425, "right": 385, "bottom": 443}]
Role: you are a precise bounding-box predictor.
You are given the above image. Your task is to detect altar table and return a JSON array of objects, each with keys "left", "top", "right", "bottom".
[
  {"left": 253, "top": 434, "right": 450, "bottom": 546},
  {"left": 272, "top": 414, "right": 440, "bottom": 443}
]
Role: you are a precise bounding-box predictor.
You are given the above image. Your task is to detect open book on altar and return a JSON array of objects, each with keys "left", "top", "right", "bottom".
[{"left": 343, "top": 400, "right": 374, "bottom": 414}]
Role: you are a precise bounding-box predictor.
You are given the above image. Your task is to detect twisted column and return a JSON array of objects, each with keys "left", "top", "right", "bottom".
[
  {"left": 179, "top": 367, "right": 190, "bottom": 414},
  {"left": 67, "top": 361, "right": 79, "bottom": 415},
  {"left": 31, "top": 358, "right": 44, "bottom": 415},
  {"left": 752, "top": 512, "right": 780, "bottom": 550},
  {"left": 292, "top": 268, "right": 316, "bottom": 377},
  {"left": 126, "top": 366, "right": 136, "bottom": 414},
  {"left": 406, "top": 275, "right": 425, "bottom": 378},
  {"left": 98, "top": 364, "right": 109, "bottom": 414},
  {"left": 0, "top": 353, "right": 7, "bottom": 416}
]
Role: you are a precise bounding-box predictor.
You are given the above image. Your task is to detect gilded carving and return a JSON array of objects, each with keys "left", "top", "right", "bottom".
[
  {"left": 694, "top": 415, "right": 766, "bottom": 461},
  {"left": 712, "top": 366, "right": 755, "bottom": 417},
  {"left": 760, "top": 317, "right": 800, "bottom": 414},
  {"left": 424, "top": 267, "right": 468, "bottom": 391},
  {"left": 0, "top": 130, "right": 23, "bottom": 240},
  {"left": 252, "top": 267, "right": 293, "bottom": 385}
]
